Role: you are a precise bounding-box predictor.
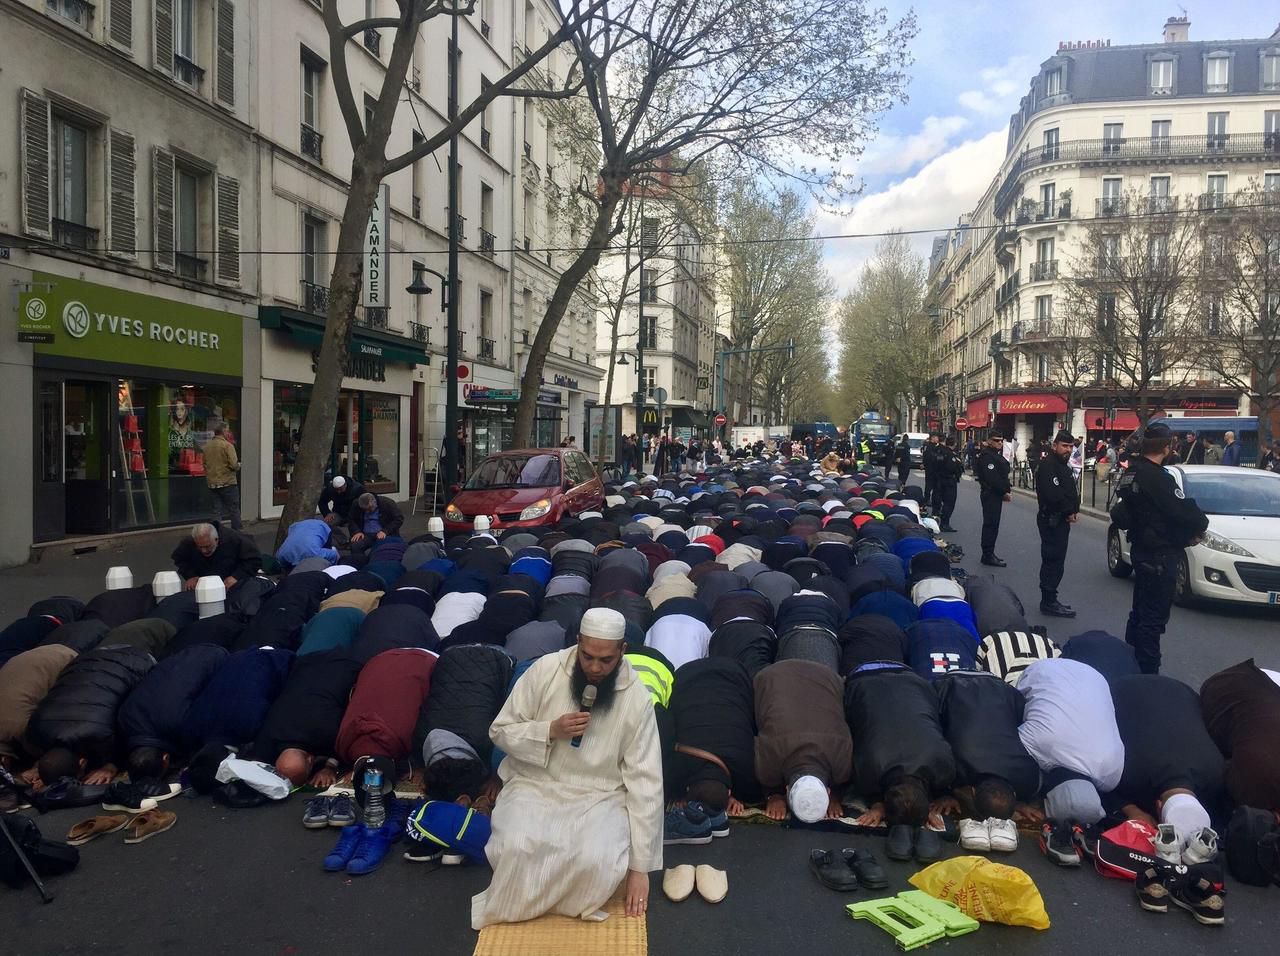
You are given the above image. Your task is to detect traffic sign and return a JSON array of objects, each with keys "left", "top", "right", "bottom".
[
  {"left": 714, "top": 413, "right": 728, "bottom": 427},
  {"left": 456, "top": 364, "right": 470, "bottom": 380},
  {"left": 955, "top": 417, "right": 969, "bottom": 430}
]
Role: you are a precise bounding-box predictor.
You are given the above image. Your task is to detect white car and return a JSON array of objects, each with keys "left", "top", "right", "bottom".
[
  {"left": 1107, "top": 465, "right": 1280, "bottom": 606},
  {"left": 892, "top": 432, "right": 931, "bottom": 468}
]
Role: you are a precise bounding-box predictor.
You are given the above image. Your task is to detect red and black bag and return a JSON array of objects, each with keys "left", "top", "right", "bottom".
[{"left": 1094, "top": 819, "right": 1160, "bottom": 881}]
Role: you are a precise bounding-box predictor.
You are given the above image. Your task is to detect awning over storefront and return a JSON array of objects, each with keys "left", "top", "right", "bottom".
[
  {"left": 965, "top": 398, "right": 992, "bottom": 428},
  {"left": 259, "top": 307, "right": 430, "bottom": 366},
  {"left": 996, "top": 393, "right": 1067, "bottom": 415},
  {"left": 671, "top": 407, "right": 710, "bottom": 429},
  {"left": 1085, "top": 408, "right": 1141, "bottom": 432}
]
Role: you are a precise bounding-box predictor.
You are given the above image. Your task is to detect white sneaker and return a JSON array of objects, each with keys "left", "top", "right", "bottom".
[
  {"left": 1154, "top": 823, "right": 1183, "bottom": 864},
  {"left": 988, "top": 818, "right": 1018, "bottom": 853},
  {"left": 1182, "top": 827, "right": 1219, "bottom": 865},
  {"left": 959, "top": 818, "right": 991, "bottom": 852}
]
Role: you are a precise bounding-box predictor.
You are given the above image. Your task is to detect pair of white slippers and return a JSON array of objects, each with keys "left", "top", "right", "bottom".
[{"left": 663, "top": 864, "right": 727, "bottom": 903}]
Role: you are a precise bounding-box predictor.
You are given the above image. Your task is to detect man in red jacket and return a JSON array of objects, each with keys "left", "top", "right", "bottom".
[{"left": 336, "top": 648, "right": 438, "bottom": 769}]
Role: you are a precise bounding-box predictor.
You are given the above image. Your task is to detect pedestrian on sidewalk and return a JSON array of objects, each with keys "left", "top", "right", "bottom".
[
  {"left": 975, "top": 432, "right": 1012, "bottom": 567},
  {"left": 1036, "top": 431, "right": 1080, "bottom": 618},
  {"left": 203, "top": 424, "right": 242, "bottom": 530},
  {"left": 1112, "top": 423, "right": 1208, "bottom": 674},
  {"left": 1221, "top": 431, "right": 1241, "bottom": 467}
]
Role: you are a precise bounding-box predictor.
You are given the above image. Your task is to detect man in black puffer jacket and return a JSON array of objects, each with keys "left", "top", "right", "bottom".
[
  {"left": 25, "top": 645, "right": 155, "bottom": 787},
  {"left": 665, "top": 657, "right": 759, "bottom": 814}
]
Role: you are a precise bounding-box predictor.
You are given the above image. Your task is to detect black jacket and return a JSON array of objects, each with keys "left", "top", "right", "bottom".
[
  {"left": 935, "top": 671, "right": 1039, "bottom": 799},
  {"left": 251, "top": 648, "right": 363, "bottom": 763},
  {"left": 347, "top": 495, "right": 405, "bottom": 538},
  {"left": 1035, "top": 453, "right": 1079, "bottom": 519},
  {"left": 117, "top": 644, "right": 229, "bottom": 755},
  {"left": 1115, "top": 457, "right": 1209, "bottom": 553},
  {"left": 26, "top": 645, "right": 155, "bottom": 762},
  {"left": 318, "top": 478, "right": 366, "bottom": 519},
  {"left": 935, "top": 447, "right": 963, "bottom": 484},
  {"left": 416, "top": 644, "right": 514, "bottom": 763},
  {"left": 172, "top": 529, "right": 263, "bottom": 582},
  {"left": 844, "top": 667, "right": 955, "bottom": 799},
  {"left": 894, "top": 443, "right": 912, "bottom": 470},
  {"left": 921, "top": 442, "right": 941, "bottom": 478},
  {"left": 975, "top": 447, "right": 1011, "bottom": 496},
  {"left": 667, "top": 658, "right": 759, "bottom": 802}
]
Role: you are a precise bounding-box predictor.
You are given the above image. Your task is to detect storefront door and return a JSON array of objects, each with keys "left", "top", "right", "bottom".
[{"left": 35, "top": 378, "right": 112, "bottom": 538}]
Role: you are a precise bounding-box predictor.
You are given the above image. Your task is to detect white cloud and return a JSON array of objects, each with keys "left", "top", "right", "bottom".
[
  {"left": 815, "top": 128, "right": 1008, "bottom": 297},
  {"left": 957, "top": 55, "right": 1037, "bottom": 116},
  {"left": 855, "top": 115, "right": 972, "bottom": 176}
]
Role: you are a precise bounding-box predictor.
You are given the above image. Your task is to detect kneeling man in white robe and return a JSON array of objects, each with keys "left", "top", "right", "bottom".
[{"left": 472, "top": 607, "right": 663, "bottom": 928}]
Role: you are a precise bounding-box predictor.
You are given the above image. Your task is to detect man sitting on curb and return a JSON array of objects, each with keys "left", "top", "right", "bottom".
[
  {"left": 348, "top": 493, "right": 405, "bottom": 559},
  {"left": 172, "top": 523, "right": 262, "bottom": 591}
]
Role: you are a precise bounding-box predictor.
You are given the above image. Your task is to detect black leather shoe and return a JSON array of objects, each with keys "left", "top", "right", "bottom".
[
  {"left": 1040, "top": 601, "right": 1077, "bottom": 618},
  {"left": 940, "top": 525, "right": 958, "bottom": 533},
  {"left": 980, "top": 555, "right": 1007, "bottom": 567},
  {"left": 213, "top": 781, "right": 268, "bottom": 809},
  {"left": 914, "top": 827, "right": 944, "bottom": 863},
  {"left": 29, "top": 777, "right": 110, "bottom": 811},
  {"left": 886, "top": 824, "right": 914, "bottom": 861},
  {"left": 842, "top": 847, "right": 888, "bottom": 890}
]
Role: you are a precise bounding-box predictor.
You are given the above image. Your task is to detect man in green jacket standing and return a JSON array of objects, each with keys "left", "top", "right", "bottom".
[{"left": 203, "top": 424, "right": 242, "bottom": 530}]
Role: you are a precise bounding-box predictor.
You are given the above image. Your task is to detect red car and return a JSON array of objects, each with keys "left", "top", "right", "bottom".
[{"left": 443, "top": 448, "right": 605, "bottom": 532}]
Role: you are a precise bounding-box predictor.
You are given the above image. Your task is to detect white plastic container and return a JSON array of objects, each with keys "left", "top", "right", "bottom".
[
  {"left": 152, "top": 570, "right": 183, "bottom": 599},
  {"left": 105, "top": 566, "right": 134, "bottom": 590},
  {"left": 195, "top": 575, "right": 227, "bottom": 618},
  {"left": 473, "top": 514, "right": 491, "bottom": 532},
  {"left": 427, "top": 516, "right": 445, "bottom": 541}
]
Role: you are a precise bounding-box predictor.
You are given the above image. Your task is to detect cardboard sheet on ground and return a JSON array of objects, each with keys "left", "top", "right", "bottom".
[{"left": 909, "top": 856, "right": 1050, "bottom": 930}]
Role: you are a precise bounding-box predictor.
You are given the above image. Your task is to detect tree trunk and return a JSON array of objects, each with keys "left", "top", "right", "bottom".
[
  {"left": 597, "top": 296, "right": 627, "bottom": 472},
  {"left": 514, "top": 182, "right": 623, "bottom": 445},
  {"left": 1258, "top": 396, "right": 1276, "bottom": 456},
  {"left": 274, "top": 149, "right": 384, "bottom": 548}
]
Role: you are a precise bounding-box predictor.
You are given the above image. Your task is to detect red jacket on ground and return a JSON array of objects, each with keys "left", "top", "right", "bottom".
[{"left": 336, "top": 648, "right": 437, "bottom": 764}]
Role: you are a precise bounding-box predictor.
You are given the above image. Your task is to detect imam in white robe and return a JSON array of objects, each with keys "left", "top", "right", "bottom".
[{"left": 471, "top": 647, "right": 663, "bottom": 929}]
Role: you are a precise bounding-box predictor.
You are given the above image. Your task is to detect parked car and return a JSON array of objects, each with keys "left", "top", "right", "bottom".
[
  {"left": 1107, "top": 465, "right": 1280, "bottom": 606},
  {"left": 443, "top": 448, "right": 604, "bottom": 532}
]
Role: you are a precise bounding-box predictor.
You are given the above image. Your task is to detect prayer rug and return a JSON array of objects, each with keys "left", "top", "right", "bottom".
[{"left": 472, "top": 894, "right": 647, "bottom": 956}]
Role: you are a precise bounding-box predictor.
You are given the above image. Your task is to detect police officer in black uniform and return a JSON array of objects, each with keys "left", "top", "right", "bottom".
[
  {"left": 922, "top": 433, "right": 942, "bottom": 515},
  {"left": 1035, "top": 430, "right": 1080, "bottom": 617},
  {"left": 975, "top": 432, "right": 1013, "bottom": 566},
  {"left": 1113, "top": 423, "right": 1209, "bottom": 674},
  {"left": 935, "top": 436, "right": 963, "bottom": 533}
]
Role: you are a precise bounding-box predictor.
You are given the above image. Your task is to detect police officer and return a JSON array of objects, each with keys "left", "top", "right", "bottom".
[
  {"left": 935, "top": 436, "right": 963, "bottom": 533},
  {"left": 975, "top": 431, "right": 1012, "bottom": 566},
  {"left": 1113, "top": 423, "right": 1209, "bottom": 674},
  {"left": 922, "top": 432, "right": 942, "bottom": 515},
  {"left": 1036, "top": 430, "right": 1080, "bottom": 618}
]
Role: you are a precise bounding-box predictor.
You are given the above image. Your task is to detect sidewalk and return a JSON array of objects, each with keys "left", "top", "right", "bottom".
[{"left": 0, "top": 511, "right": 437, "bottom": 624}]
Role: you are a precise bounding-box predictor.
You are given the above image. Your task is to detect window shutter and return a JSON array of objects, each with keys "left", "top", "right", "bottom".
[
  {"left": 107, "top": 129, "right": 138, "bottom": 260},
  {"left": 152, "top": 146, "right": 176, "bottom": 271},
  {"left": 154, "top": 0, "right": 173, "bottom": 75},
  {"left": 20, "top": 90, "right": 53, "bottom": 240},
  {"left": 109, "top": 0, "right": 133, "bottom": 50},
  {"left": 215, "top": 0, "right": 235, "bottom": 107},
  {"left": 215, "top": 174, "right": 241, "bottom": 286}
]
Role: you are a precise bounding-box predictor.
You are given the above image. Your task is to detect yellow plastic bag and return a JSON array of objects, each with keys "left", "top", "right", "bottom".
[{"left": 908, "top": 855, "right": 1051, "bottom": 930}]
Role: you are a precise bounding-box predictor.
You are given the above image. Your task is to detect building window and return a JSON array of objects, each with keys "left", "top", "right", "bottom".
[
  {"left": 1205, "top": 54, "right": 1230, "bottom": 93},
  {"left": 1035, "top": 294, "right": 1053, "bottom": 326},
  {"left": 1045, "top": 68, "right": 1062, "bottom": 96},
  {"left": 1102, "top": 123, "right": 1124, "bottom": 154},
  {"left": 272, "top": 385, "right": 399, "bottom": 501},
  {"left": 175, "top": 166, "right": 207, "bottom": 280},
  {"left": 302, "top": 213, "right": 327, "bottom": 293},
  {"left": 1150, "top": 119, "right": 1171, "bottom": 155},
  {"left": 1042, "top": 128, "right": 1059, "bottom": 161},
  {"left": 301, "top": 53, "right": 324, "bottom": 161},
  {"left": 172, "top": 0, "right": 201, "bottom": 87},
  {"left": 479, "top": 290, "right": 494, "bottom": 359},
  {"left": 1264, "top": 52, "right": 1280, "bottom": 91},
  {"left": 1266, "top": 172, "right": 1280, "bottom": 193},
  {"left": 1100, "top": 177, "right": 1123, "bottom": 215},
  {"left": 642, "top": 366, "right": 656, "bottom": 399},
  {"left": 1202, "top": 173, "right": 1228, "bottom": 212},
  {"left": 1265, "top": 110, "right": 1280, "bottom": 150},
  {"left": 1206, "top": 295, "right": 1223, "bottom": 335},
  {"left": 1097, "top": 295, "right": 1117, "bottom": 331},
  {"left": 46, "top": 0, "right": 91, "bottom": 28},
  {"left": 1207, "top": 112, "right": 1228, "bottom": 150},
  {"left": 641, "top": 314, "right": 657, "bottom": 350},
  {"left": 640, "top": 268, "right": 658, "bottom": 304},
  {"left": 51, "top": 114, "right": 89, "bottom": 245},
  {"left": 1037, "top": 354, "right": 1050, "bottom": 382},
  {"left": 1149, "top": 58, "right": 1174, "bottom": 95},
  {"left": 1149, "top": 175, "right": 1172, "bottom": 213}
]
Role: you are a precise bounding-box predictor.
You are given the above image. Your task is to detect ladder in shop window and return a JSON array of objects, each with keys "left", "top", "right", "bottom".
[
  {"left": 411, "top": 443, "right": 444, "bottom": 516},
  {"left": 116, "top": 383, "right": 156, "bottom": 526}
]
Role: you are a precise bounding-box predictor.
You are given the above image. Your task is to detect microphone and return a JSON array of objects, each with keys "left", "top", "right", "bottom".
[{"left": 570, "top": 684, "right": 597, "bottom": 748}]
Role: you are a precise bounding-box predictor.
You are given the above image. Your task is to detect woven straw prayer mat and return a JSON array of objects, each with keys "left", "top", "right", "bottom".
[{"left": 472, "top": 892, "right": 646, "bottom": 956}]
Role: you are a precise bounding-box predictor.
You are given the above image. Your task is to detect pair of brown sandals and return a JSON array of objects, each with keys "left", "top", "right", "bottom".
[{"left": 67, "top": 809, "right": 176, "bottom": 846}]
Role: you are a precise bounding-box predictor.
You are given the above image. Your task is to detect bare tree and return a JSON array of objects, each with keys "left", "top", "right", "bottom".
[
  {"left": 1062, "top": 189, "right": 1206, "bottom": 427},
  {"left": 278, "top": 0, "right": 606, "bottom": 544},
  {"left": 511, "top": 0, "right": 917, "bottom": 444},
  {"left": 1201, "top": 181, "right": 1280, "bottom": 450},
  {"left": 1049, "top": 291, "right": 1107, "bottom": 431}
]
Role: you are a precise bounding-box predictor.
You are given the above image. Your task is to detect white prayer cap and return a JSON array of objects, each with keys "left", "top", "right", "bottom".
[
  {"left": 789, "top": 775, "right": 827, "bottom": 823},
  {"left": 332, "top": 476, "right": 346, "bottom": 489},
  {"left": 579, "top": 607, "right": 627, "bottom": 642}
]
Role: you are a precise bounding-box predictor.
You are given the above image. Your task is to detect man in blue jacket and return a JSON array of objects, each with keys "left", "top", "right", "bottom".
[
  {"left": 1220, "top": 431, "right": 1241, "bottom": 467},
  {"left": 276, "top": 514, "right": 342, "bottom": 570}
]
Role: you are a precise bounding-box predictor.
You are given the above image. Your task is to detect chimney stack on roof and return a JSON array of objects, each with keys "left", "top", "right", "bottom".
[{"left": 1163, "top": 15, "right": 1190, "bottom": 43}]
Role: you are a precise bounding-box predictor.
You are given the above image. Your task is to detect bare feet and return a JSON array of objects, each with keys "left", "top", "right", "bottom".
[
  {"left": 765, "top": 793, "right": 787, "bottom": 821},
  {"left": 826, "top": 795, "right": 845, "bottom": 820}
]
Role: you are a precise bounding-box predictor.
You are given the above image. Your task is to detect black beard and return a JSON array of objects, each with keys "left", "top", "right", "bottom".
[{"left": 571, "top": 656, "right": 621, "bottom": 713}]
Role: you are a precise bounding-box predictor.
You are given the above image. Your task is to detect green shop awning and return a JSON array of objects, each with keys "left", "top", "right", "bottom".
[
  {"left": 671, "top": 407, "right": 710, "bottom": 429},
  {"left": 259, "top": 307, "right": 430, "bottom": 366}
]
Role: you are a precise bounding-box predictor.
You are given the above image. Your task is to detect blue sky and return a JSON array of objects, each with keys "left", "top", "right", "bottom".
[{"left": 815, "top": 1, "right": 1276, "bottom": 293}]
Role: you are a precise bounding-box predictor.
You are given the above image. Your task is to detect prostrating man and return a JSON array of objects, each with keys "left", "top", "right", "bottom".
[
  {"left": 1113, "top": 423, "right": 1208, "bottom": 673},
  {"left": 935, "top": 670, "right": 1039, "bottom": 854},
  {"left": 182, "top": 645, "right": 294, "bottom": 752},
  {"left": 1017, "top": 658, "right": 1125, "bottom": 866},
  {"left": 276, "top": 514, "right": 342, "bottom": 570},
  {"left": 1199, "top": 659, "right": 1280, "bottom": 813},
  {"left": 1108, "top": 674, "right": 1225, "bottom": 864},
  {"left": 754, "top": 660, "right": 852, "bottom": 824},
  {"left": 348, "top": 492, "right": 405, "bottom": 558},
  {"left": 172, "top": 523, "right": 262, "bottom": 591},
  {"left": 665, "top": 657, "right": 758, "bottom": 816},
  {"left": 975, "top": 432, "right": 1013, "bottom": 567},
  {"left": 252, "top": 647, "right": 363, "bottom": 788},
  {"left": 844, "top": 664, "right": 956, "bottom": 862},
  {"left": 1035, "top": 430, "right": 1081, "bottom": 618},
  {"left": 319, "top": 475, "right": 365, "bottom": 520},
  {"left": 472, "top": 607, "right": 662, "bottom": 928},
  {"left": 0, "top": 644, "right": 77, "bottom": 770}
]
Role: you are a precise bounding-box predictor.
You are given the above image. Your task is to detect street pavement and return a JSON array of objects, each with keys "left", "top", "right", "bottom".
[{"left": 2, "top": 481, "right": 1279, "bottom": 953}]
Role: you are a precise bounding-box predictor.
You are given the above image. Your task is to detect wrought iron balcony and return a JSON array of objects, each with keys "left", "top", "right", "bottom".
[
  {"left": 357, "top": 307, "right": 388, "bottom": 331},
  {"left": 173, "top": 53, "right": 205, "bottom": 88},
  {"left": 480, "top": 228, "right": 496, "bottom": 258},
  {"left": 481, "top": 128, "right": 491, "bottom": 152},
  {"left": 995, "top": 273, "right": 1020, "bottom": 310},
  {"left": 52, "top": 218, "right": 99, "bottom": 250},
  {"left": 455, "top": 330, "right": 466, "bottom": 354},
  {"left": 301, "top": 124, "right": 323, "bottom": 162},
  {"left": 1096, "top": 197, "right": 1127, "bottom": 217},
  {"left": 479, "top": 336, "right": 496, "bottom": 359},
  {"left": 444, "top": 209, "right": 466, "bottom": 241},
  {"left": 176, "top": 252, "right": 209, "bottom": 280},
  {"left": 300, "top": 280, "right": 330, "bottom": 316},
  {"left": 1029, "top": 259, "right": 1058, "bottom": 282},
  {"left": 364, "top": 28, "right": 381, "bottom": 57},
  {"left": 408, "top": 321, "right": 431, "bottom": 344},
  {"left": 1197, "top": 192, "right": 1232, "bottom": 213},
  {"left": 412, "top": 195, "right": 421, "bottom": 220},
  {"left": 1146, "top": 195, "right": 1178, "bottom": 214}
]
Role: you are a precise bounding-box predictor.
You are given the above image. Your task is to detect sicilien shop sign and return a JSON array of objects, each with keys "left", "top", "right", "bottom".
[
  {"left": 997, "top": 394, "right": 1067, "bottom": 414},
  {"left": 19, "top": 272, "right": 243, "bottom": 377}
]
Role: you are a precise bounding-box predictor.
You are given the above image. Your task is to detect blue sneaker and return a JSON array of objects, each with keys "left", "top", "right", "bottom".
[
  {"left": 323, "top": 824, "right": 364, "bottom": 872},
  {"left": 688, "top": 801, "right": 729, "bottom": 838},
  {"left": 664, "top": 806, "right": 713, "bottom": 846},
  {"left": 303, "top": 796, "right": 331, "bottom": 829},
  {"left": 346, "top": 822, "right": 397, "bottom": 876},
  {"left": 328, "top": 794, "right": 356, "bottom": 827}
]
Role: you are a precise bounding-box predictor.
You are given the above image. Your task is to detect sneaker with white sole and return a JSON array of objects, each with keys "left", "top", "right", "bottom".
[
  {"left": 1154, "top": 823, "right": 1183, "bottom": 864},
  {"left": 1182, "top": 827, "right": 1219, "bottom": 865},
  {"left": 988, "top": 818, "right": 1018, "bottom": 853},
  {"left": 302, "top": 796, "right": 331, "bottom": 829},
  {"left": 959, "top": 818, "right": 991, "bottom": 852}
]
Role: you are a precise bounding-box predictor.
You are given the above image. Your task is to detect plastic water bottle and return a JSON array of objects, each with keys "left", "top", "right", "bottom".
[{"left": 363, "top": 766, "right": 385, "bottom": 829}]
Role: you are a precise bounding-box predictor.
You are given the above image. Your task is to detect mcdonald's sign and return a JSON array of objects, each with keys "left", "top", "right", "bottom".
[{"left": 642, "top": 407, "right": 659, "bottom": 425}]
